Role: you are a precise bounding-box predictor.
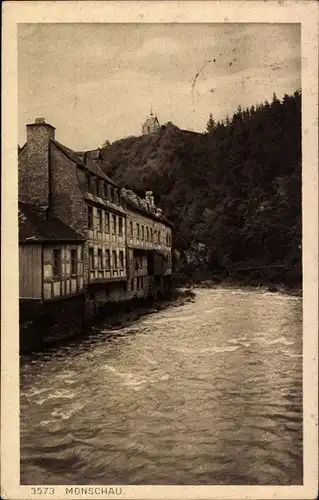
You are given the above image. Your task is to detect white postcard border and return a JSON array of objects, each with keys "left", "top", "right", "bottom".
[{"left": 1, "top": 1, "right": 318, "bottom": 499}]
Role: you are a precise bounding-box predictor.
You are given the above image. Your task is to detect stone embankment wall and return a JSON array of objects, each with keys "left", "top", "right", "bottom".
[{"left": 20, "top": 275, "right": 172, "bottom": 352}]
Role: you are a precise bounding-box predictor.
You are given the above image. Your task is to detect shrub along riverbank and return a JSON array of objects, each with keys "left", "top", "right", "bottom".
[{"left": 171, "top": 272, "right": 302, "bottom": 296}]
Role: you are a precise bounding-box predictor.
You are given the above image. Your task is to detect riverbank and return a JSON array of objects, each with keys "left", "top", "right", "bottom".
[
  {"left": 89, "top": 287, "right": 196, "bottom": 331},
  {"left": 193, "top": 279, "right": 302, "bottom": 297},
  {"left": 173, "top": 273, "right": 302, "bottom": 297},
  {"left": 20, "top": 287, "right": 196, "bottom": 354}
]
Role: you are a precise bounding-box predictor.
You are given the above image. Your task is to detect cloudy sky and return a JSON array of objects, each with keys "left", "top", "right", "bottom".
[{"left": 18, "top": 23, "right": 300, "bottom": 150}]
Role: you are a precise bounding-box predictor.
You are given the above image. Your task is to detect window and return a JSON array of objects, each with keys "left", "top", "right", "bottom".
[
  {"left": 80, "top": 245, "right": 83, "bottom": 261},
  {"left": 150, "top": 228, "right": 153, "bottom": 241},
  {"left": 53, "top": 249, "right": 62, "bottom": 277},
  {"left": 88, "top": 206, "right": 93, "bottom": 229},
  {"left": 105, "top": 249, "right": 110, "bottom": 269},
  {"left": 103, "top": 182, "right": 107, "bottom": 199},
  {"left": 91, "top": 177, "right": 97, "bottom": 195},
  {"left": 137, "top": 223, "right": 140, "bottom": 239},
  {"left": 97, "top": 209, "right": 102, "bottom": 231},
  {"left": 119, "top": 250, "right": 124, "bottom": 268},
  {"left": 129, "top": 221, "right": 133, "bottom": 236},
  {"left": 112, "top": 250, "right": 117, "bottom": 268},
  {"left": 135, "top": 255, "right": 142, "bottom": 270},
  {"left": 158, "top": 230, "right": 161, "bottom": 243},
  {"left": 105, "top": 212, "right": 110, "bottom": 233},
  {"left": 96, "top": 179, "right": 101, "bottom": 197},
  {"left": 119, "top": 217, "right": 123, "bottom": 236},
  {"left": 112, "top": 214, "right": 117, "bottom": 234},
  {"left": 114, "top": 190, "right": 119, "bottom": 205},
  {"left": 141, "top": 226, "right": 144, "bottom": 240},
  {"left": 98, "top": 249, "right": 103, "bottom": 269},
  {"left": 89, "top": 248, "right": 94, "bottom": 270},
  {"left": 146, "top": 227, "right": 149, "bottom": 240},
  {"left": 131, "top": 278, "right": 135, "bottom": 291},
  {"left": 109, "top": 187, "right": 113, "bottom": 203},
  {"left": 71, "top": 249, "right": 77, "bottom": 275}
]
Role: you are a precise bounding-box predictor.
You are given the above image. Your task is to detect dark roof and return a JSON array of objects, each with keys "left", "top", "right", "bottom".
[
  {"left": 51, "top": 140, "right": 118, "bottom": 187},
  {"left": 123, "top": 195, "right": 173, "bottom": 227},
  {"left": 19, "top": 203, "right": 85, "bottom": 243},
  {"left": 84, "top": 193, "right": 126, "bottom": 215}
]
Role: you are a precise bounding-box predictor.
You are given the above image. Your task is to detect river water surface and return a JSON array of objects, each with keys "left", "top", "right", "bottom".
[{"left": 20, "top": 287, "right": 303, "bottom": 485}]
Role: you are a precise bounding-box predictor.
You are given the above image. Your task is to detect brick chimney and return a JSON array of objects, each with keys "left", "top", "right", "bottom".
[{"left": 19, "top": 118, "right": 55, "bottom": 207}]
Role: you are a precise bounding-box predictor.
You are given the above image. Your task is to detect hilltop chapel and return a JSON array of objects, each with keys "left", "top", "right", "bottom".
[{"left": 141, "top": 109, "right": 160, "bottom": 135}]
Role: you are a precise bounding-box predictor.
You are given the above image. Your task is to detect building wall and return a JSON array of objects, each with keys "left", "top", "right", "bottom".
[
  {"left": 42, "top": 243, "right": 84, "bottom": 300},
  {"left": 126, "top": 274, "right": 152, "bottom": 300},
  {"left": 50, "top": 144, "right": 90, "bottom": 284},
  {"left": 125, "top": 207, "right": 172, "bottom": 255},
  {"left": 50, "top": 143, "right": 87, "bottom": 236},
  {"left": 19, "top": 244, "right": 42, "bottom": 299},
  {"left": 20, "top": 294, "right": 86, "bottom": 353},
  {"left": 87, "top": 205, "right": 127, "bottom": 283},
  {"left": 125, "top": 205, "right": 172, "bottom": 297},
  {"left": 50, "top": 143, "right": 128, "bottom": 287}
]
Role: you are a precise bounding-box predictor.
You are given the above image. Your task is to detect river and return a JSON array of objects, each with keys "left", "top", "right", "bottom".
[{"left": 20, "top": 287, "right": 303, "bottom": 485}]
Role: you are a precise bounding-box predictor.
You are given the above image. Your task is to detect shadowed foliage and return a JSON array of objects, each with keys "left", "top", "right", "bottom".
[{"left": 98, "top": 90, "right": 301, "bottom": 286}]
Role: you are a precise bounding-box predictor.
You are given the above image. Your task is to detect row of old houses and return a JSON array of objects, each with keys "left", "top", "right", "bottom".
[{"left": 18, "top": 118, "right": 172, "bottom": 345}]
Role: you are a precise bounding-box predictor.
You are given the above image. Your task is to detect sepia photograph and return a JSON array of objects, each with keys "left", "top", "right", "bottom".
[{"left": 1, "top": 1, "right": 318, "bottom": 499}]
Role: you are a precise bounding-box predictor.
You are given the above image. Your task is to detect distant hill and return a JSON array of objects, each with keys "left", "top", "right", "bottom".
[
  {"left": 99, "top": 123, "right": 206, "bottom": 193},
  {"left": 97, "top": 92, "right": 302, "bottom": 286}
]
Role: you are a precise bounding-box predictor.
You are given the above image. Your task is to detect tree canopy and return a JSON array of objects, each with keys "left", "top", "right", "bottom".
[{"left": 98, "top": 90, "right": 302, "bottom": 286}]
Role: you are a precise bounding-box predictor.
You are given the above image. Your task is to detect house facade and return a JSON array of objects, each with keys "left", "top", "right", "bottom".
[
  {"left": 18, "top": 201, "right": 86, "bottom": 348},
  {"left": 18, "top": 118, "right": 173, "bottom": 340},
  {"left": 19, "top": 202, "right": 85, "bottom": 301},
  {"left": 122, "top": 189, "right": 172, "bottom": 300}
]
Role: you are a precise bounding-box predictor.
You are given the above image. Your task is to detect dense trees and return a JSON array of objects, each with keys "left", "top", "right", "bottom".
[
  {"left": 99, "top": 90, "right": 302, "bottom": 286},
  {"left": 206, "top": 113, "right": 216, "bottom": 133}
]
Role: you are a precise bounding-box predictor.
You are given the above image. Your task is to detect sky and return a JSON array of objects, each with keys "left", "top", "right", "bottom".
[{"left": 18, "top": 23, "right": 301, "bottom": 150}]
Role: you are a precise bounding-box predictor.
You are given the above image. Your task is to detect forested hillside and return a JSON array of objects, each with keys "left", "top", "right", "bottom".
[{"left": 99, "top": 91, "right": 302, "bottom": 287}]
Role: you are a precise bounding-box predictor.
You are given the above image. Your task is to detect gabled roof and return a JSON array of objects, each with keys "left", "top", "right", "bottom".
[
  {"left": 50, "top": 140, "right": 118, "bottom": 187},
  {"left": 143, "top": 115, "right": 160, "bottom": 128},
  {"left": 19, "top": 202, "right": 85, "bottom": 243},
  {"left": 123, "top": 194, "right": 173, "bottom": 227}
]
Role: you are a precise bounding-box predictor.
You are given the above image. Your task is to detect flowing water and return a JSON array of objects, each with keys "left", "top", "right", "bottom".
[{"left": 20, "top": 287, "right": 303, "bottom": 485}]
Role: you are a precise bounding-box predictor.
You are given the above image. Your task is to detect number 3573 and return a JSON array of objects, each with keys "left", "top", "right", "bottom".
[{"left": 31, "top": 488, "right": 55, "bottom": 495}]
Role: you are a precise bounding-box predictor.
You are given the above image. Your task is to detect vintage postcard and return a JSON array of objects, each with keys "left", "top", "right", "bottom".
[{"left": 1, "top": 1, "right": 318, "bottom": 499}]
